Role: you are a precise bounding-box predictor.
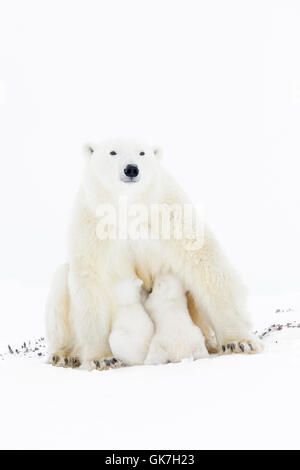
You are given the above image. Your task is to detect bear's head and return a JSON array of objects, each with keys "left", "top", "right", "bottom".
[
  {"left": 84, "top": 138, "right": 162, "bottom": 195},
  {"left": 151, "top": 273, "right": 186, "bottom": 300}
]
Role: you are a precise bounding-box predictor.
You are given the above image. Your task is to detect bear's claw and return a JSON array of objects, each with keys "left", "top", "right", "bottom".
[
  {"left": 221, "top": 339, "right": 262, "bottom": 355},
  {"left": 49, "top": 355, "right": 81, "bottom": 368},
  {"left": 51, "top": 354, "right": 60, "bottom": 365}
]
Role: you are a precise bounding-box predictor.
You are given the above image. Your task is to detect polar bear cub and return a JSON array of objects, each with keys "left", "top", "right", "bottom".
[
  {"left": 109, "top": 278, "right": 154, "bottom": 366},
  {"left": 144, "top": 273, "right": 208, "bottom": 365}
]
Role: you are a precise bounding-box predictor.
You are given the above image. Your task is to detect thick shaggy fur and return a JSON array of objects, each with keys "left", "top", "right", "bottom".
[
  {"left": 109, "top": 278, "right": 153, "bottom": 365},
  {"left": 144, "top": 274, "right": 208, "bottom": 364},
  {"left": 46, "top": 138, "right": 261, "bottom": 369}
]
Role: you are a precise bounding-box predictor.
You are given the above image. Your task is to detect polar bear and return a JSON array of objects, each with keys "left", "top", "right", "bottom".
[
  {"left": 144, "top": 273, "right": 208, "bottom": 365},
  {"left": 45, "top": 138, "right": 261, "bottom": 370},
  {"left": 109, "top": 278, "right": 154, "bottom": 366}
]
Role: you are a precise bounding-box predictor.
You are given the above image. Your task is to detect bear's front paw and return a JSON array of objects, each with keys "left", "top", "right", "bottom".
[
  {"left": 221, "top": 337, "right": 263, "bottom": 355},
  {"left": 89, "top": 357, "right": 125, "bottom": 371}
]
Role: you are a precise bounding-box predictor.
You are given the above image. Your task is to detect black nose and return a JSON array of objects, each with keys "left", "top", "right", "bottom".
[{"left": 124, "top": 164, "right": 139, "bottom": 178}]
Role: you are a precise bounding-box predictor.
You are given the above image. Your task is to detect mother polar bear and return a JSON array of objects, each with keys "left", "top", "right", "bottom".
[{"left": 46, "top": 138, "right": 261, "bottom": 370}]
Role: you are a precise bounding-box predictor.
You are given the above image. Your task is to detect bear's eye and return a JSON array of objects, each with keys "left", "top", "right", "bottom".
[
  {"left": 139, "top": 151, "right": 145, "bottom": 156},
  {"left": 110, "top": 151, "right": 117, "bottom": 156}
]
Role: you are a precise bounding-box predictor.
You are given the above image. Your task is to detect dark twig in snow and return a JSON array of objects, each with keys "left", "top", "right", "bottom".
[
  {"left": 2, "top": 338, "right": 46, "bottom": 361},
  {"left": 255, "top": 321, "right": 300, "bottom": 340},
  {"left": 0, "top": 307, "right": 299, "bottom": 362}
]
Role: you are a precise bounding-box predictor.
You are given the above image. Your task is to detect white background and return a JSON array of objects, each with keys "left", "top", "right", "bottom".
[
  {"left": 0, "top": 0, "right": 299, "bottom": 295},
  {"left": 1, "top": 1, "right": 300, "bottom": 451}
]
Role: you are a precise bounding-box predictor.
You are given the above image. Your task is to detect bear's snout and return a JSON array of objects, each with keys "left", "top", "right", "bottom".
[{"left": 124, "top": 164, "right": 139, "bottom": 179}]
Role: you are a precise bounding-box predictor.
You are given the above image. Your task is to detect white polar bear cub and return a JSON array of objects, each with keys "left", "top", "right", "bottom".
[
  {"left": 109, "top": 278, "right": 154, "bottom": 366},
  {"left": 145, "top": 273, "right": 208, "bottom": 365}
]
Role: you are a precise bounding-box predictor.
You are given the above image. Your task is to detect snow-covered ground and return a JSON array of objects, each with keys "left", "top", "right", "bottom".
[{"left": 0, "top": 281, "right": 300, "bottom": 450}]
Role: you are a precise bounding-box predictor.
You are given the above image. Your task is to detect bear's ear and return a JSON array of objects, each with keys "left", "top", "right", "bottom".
[
  {"left": 83, "top": 143, "right": 96, "bottom": 160},
  {"left": 153, "top": 147, "right": 163, "bottom": 160}
]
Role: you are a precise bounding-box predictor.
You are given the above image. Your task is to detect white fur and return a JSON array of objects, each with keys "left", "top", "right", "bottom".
[
  {"left": 109, "top": 278, "right": 153, "bottom": 365},
  {"left": 46, "top": 138, "right": 261, "bottom": 368},
  {"left": 144, "top": 274, "right": 208, "bottom": 364}
]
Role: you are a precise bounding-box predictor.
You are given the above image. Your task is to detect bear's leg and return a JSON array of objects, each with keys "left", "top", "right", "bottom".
[
  {"left": 45, "top": 264, "right": 80, "bottom": 367},
  {"left": 187, "top": 265, "right": 262, "bottom": 354},
  {"left": 186, "top": 291, "right": 218, "bottom": 353},
  {"left": 191, "top": 283, "right": 262, "bottom": 354},
  {"left": 68, "top": 270, "right": 122, "bottom": 370},
  {"left": 170, "top": 233, "right": 263, "bottom": 354}
]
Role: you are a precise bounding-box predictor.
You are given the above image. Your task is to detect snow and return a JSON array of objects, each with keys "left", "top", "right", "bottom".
[{"left": 0, "top": 283, "right": 300, "bottom": 450}]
